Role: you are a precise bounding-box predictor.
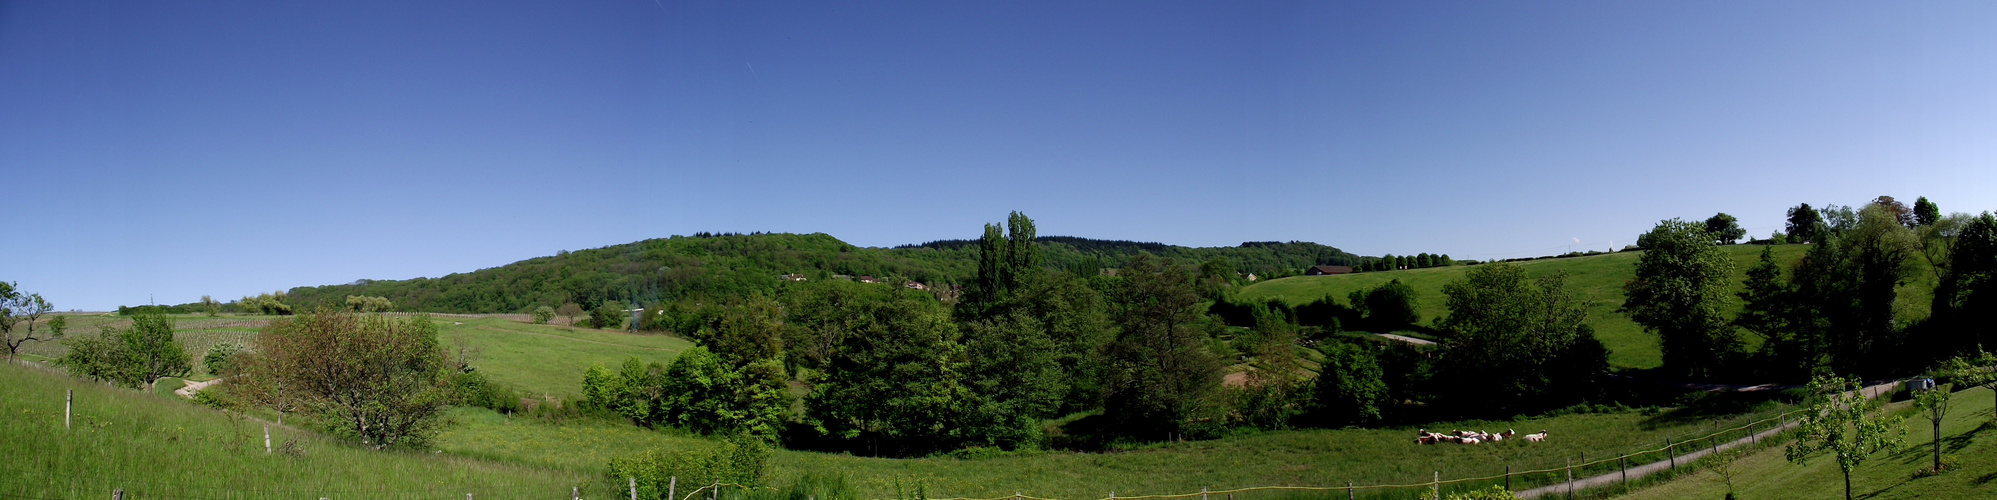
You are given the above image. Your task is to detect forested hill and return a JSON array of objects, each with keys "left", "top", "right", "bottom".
[{"left": 280, "top": 232, "right": 1363, "bottom": 314}]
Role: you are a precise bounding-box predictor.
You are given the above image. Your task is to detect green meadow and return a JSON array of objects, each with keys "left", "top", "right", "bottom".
[
  {"left": 1236, "top": 245, "right": 1826, "bottom": 370},
  {"left": 0, "top": 361, "right": 589, "bottom": 500},
  {"left": 1617, "top": 386, "right": 1997, "bottom": 500}
]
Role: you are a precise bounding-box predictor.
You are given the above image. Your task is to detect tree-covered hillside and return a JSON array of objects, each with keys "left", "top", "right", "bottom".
[{"left": 279, "top": 232, "right": 1362, "bottom": 313}]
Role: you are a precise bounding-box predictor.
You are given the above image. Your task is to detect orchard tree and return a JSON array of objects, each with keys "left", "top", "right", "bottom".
[
  {"left": 1, "top": 282, "right": 63, "bottom": 362},
  {"left": 55, "top": 314, "right": 190, "bottom": 391},
  {"left": 1912, "top": 380, "right": 1952, "bottom": 473},
  {"left": 1786, "top": 375, "right": 1903, "bottom": 500},
  {"left": 1705, "top": 213, "right": 1746, "bottom": 245},
  {"left": 240, "top": 309, "right": 451, "bottom": 448},
  {"left": 558, "top": 302, "right": 585, "bottom": 326},
  {"left": 531, "top": 305, "right": 556, "bottom": 324},
  {"left": 1624, "top": 219, "right": 1740, "bottom": 380}
]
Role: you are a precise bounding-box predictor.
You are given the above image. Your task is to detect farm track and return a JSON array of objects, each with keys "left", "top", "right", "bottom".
[{"left": 1513, "top": 381, "right": 1901, "bottom": 499}]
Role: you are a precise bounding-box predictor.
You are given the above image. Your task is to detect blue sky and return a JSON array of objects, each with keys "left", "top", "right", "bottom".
[{"left": 4, "top": 1, "right": 1995, "bottom": 311}]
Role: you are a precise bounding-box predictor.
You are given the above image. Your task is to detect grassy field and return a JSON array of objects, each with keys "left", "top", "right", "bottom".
[
  {"left": 0, "top": 361, "right": 590, "bottom": 499},
  {"left": 1236, "top": 246, "right": 1827, "bottom": 370},
  {"left": 1617, "top": 386, "right": 1997, "bottom": 500},
  {"left": 435, "top": 400, "right": 1797, "bottom": 500},
  {"left": 438, "top": 317, "right": 695, "bottom": 398}
]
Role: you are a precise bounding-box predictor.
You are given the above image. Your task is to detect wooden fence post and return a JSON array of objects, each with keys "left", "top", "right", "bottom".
[
  {"left": 1748, "top": 422, "right": 1756, "bottom": 444},
  {"left": 1565, "top": 458, "right": 1573, "bottom": 500},
  {"left": 1432, "top": 470, "right": 1439, "bottom": 498},
  {"left": 468, "top": 494, "right": 474, "bottom": 500},
  {"left": 1347, "top": 481, "right": 1354, "bottom": 500},
  {"left": 66, "top": 389, "right": 72, "bottom": 430},
  {"left": 1667, "top": 439, "right": 1676, "bottom": 470},
  {"left": 670, "top": 476, "right": 677, "bottom": 500},
  {"left": 1202, "top": 486, "right": 1208, "bottom": 500},
  {"left": 1505, "top": 465, "right": 1511, "bottom": 491},
  {"left": 112, "top": 488, "right": 122, "bottom": 500},
  {"left": 711, "top": 482, "right": 718, "bottom": 500},
  {"left": 629, "top": 477, "right": 636, "bottom": 500},
  {"left": 573, "top": 486, "right": 580, "bottom": 500},
  {"left": 1619, "top": 454, "right": 1628, "bottom": 490},
  {"left": 264, "top": 424, "right": 271, "bottom": 454}
]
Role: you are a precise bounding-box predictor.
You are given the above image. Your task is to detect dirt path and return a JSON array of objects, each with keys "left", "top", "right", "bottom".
[
  {"left": 1514, "top": 381, "right": 1901, "bottom": 499},
  {"left": 1376, "top": 333, "right": 1436, "bottom": 346},
  {"left": 175, "top": 377, "right": 224, "bottom": 398}
]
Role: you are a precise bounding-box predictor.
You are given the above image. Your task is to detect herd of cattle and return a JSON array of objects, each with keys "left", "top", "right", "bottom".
[{"left": 1414, "top": 428, "right": 1548, "bottom": 445}]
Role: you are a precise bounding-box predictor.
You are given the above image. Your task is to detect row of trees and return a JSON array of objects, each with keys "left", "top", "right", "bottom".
[
  {"left": 1630, "top": 196, "right": 1997, "bottom": 381},
  {"left": 1359, "top": 253, "right": 1453, "bottom": 272}
]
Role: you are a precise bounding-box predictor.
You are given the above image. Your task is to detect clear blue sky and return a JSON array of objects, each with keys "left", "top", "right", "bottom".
[{"left": 5, "top": 1, "right": 1995, "bottom": 311}]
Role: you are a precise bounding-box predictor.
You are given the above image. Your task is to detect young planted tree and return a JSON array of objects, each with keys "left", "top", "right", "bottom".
[
  {"left": 1786, "top": 375, "right": 1904, "bottom": 500},
  {"left": 1941, "top": 351, "right": 1997, "bottom": 423},
  {"left": 1912, "top": 381, "right": 1953, "bottom": 473},
  {"left": 240, "top": 309, "right": 451, "bottom": 448},
  {"left": 1, "top": 282, "right": 63, "bottom": 362},
  {"left": 1625, "top": 219, "right": 1740, "bottom": 380}
]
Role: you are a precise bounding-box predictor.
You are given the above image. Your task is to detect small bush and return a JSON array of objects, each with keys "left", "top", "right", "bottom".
[
  {"left": 531, "top": 306, "right": 556, "bottom": 325},
  {"left": 204, "top": 342, "right": 244, "bottom": 376}
]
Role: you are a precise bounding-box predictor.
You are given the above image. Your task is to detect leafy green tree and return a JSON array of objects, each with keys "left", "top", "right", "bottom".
[
  {"left": 531, "top": 305, "right": 555, "bottom": 324},
  {"left": 1, "top": 282, "right": 62, "bottom": 362},
  {"left": 1932, "top": 213, "right": 1997, "bottom": 352},
  {"left": 239, "top": 291, "right": 293, "bottom": 315},
  {"left": 1737, "top": 246, "right": 1814, "bottom": 380},
  {"left": 1234, "top": 304, "right": 1311, "bottom": 429},
  {"left": 1438, "top": 263, "right": 1599, "bottom": 411},
  {"left": 1102, "top": 254, "right": 1224, "bottom": 439},
  {"left": 1312, "top": 341, "right": 1387, "bottom": 427},
  {"left": 557, "top": 302, "right": 584, "bottom": 326},
  {"left": 590, "top": 300, "right": 627, "bottom": 330},
  {"left": 58, "top": 314, "right": 192, "bottom": 391},
  {"left": 239, "top": 310, "right": 451, "bottom": 448},
  {"left": 1787, "top": 203, "right": 1824, "bottom": 244},
  {"left": 1873, "top": 195, "right": 1914, "bottom": 227},
  {"left": 1705, "top": 213, "right": 1746, "bottom": 245},
  {"left": 1351, "top": 279, "right": 1419, "bottom": 331},
  {"left": 1625, "top": 219, "right": 1741, "bottom": 380},
  {"left": 1913, "top": 196, "right": 1940, "bottom": 227},
  {"left": 1786, "top": 375, "right": 1904, "bottom": 500},
  {"left": 200, "top": 295, "right": 220, "bottom": 317},
  {"left": 804, "top": 288, "right": 971, "bottom": 455}
]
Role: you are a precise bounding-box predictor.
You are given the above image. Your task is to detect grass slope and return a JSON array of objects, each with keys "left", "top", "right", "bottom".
[
  {"left": 439, "top": 317, "right": 694, "bottom": 398},
  {"left": 0, "top": 361, "right": 588, "bottom": 499},
  {"left": 437, "top": 404, "right": 1795, "bottom": 500},
  {"left": 1236, "top": 246, "right": 1818, "bottom": 370},
  {"left": 1617, "top": 387, "right": 1997, "bottom": 500}
]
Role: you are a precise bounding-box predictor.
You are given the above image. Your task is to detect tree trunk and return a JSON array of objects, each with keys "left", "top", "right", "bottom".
[
  {"left": 1843, "top": 468, "right": 1852, "bottom": 500},
  {"left": 1934, "top": 419, "right": 1943, "bottom": 471}
]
